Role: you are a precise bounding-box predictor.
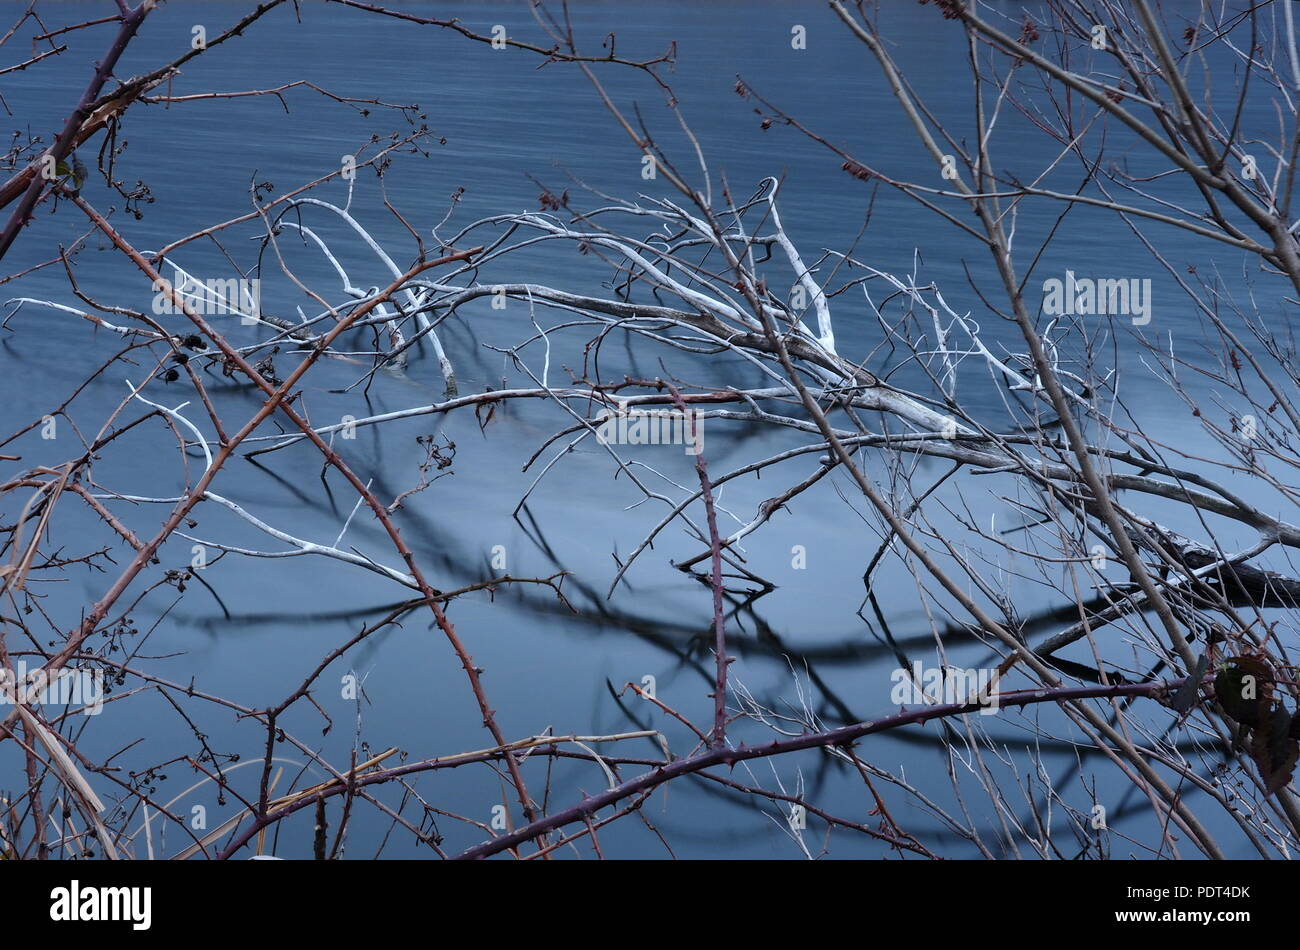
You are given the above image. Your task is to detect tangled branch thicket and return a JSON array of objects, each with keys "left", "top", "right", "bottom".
[{"left": 4, "top": 0, "right": 1300, "bottom": 859}]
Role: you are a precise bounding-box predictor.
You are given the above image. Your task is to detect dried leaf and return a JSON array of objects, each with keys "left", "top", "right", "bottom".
[{"left": 1249, "top": 704, "right": 1300, "bottom": 796}]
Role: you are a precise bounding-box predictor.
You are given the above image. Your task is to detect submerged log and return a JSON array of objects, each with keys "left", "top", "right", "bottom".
[{"left": 1130, "top": 525, "right": 1300, "bottom": 609}]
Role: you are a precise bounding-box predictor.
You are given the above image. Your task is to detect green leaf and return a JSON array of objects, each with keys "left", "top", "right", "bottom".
[
  {"left": 1215, "top": 656, "right": 1273, "bottom": 726},
  {"left": 1170, "top": 653, "right": 1209, "bottom": 713}
]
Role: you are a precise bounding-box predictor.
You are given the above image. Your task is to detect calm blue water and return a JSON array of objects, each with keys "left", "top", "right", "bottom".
[{"left": 1, "top": 0, "right": 1292, "bottom": 858}]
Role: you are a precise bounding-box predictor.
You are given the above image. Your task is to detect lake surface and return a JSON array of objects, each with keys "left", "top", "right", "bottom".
[{"left": 2, "top": 0, "right": 1291, "bottom": 858}]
